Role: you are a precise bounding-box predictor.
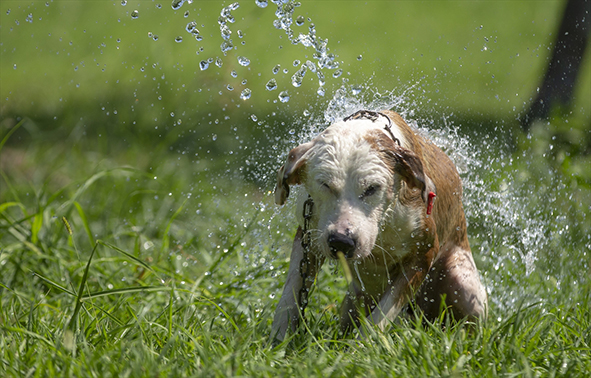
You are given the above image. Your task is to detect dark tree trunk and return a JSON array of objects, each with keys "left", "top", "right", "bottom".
[{"left": 521, "top": 0, "right": 591, "bottom": 131}]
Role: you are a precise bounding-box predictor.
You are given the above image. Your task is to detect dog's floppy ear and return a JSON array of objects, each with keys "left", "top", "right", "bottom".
[
  {"left": 368, "top": 131, "right": 436, "bottom": 203},
  {"left": 390, "top": 146, "right": 436, "bottom": 203},
  {"left": 274, "top": 141, "right": 314, "bottom": 205}
]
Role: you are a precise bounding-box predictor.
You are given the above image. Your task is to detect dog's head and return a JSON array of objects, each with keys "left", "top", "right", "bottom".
[{"left": 275, "top": 112, "right": 435, "bottom": 261}]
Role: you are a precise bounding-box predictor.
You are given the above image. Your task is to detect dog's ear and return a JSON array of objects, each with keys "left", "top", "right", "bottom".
[
  {"left": 391, "top": 146, "right": 436, "bottom": 203},
  {"left": 274, "top": 141, "right": 314, "bottom": 205}
]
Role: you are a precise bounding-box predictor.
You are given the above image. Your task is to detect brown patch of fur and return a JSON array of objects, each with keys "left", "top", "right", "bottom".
[{"left": 375, "top": 111, "right": 470, "bottom": 251}]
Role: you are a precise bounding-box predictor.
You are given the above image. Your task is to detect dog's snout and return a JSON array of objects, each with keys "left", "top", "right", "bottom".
[{"left": 328, "top": 231, "right": 356, "bottom": 259}]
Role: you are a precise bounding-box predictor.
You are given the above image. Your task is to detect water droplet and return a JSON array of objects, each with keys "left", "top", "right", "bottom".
[
  {"left": 237, "top": 56, "right": 250, "bottom": 67},
  {"left": 250, "top": 114, "right": 258, "bottom": 122},
  {"left": 171, "top": 0, "right": 186, "bottom": 10},
  {"left": 265, "top": 78, "right": 277, "bottom": 91},
  {"left": 240, "top": 88, "right": 252, "bottom": 100},
  {"left": 272, "top": 64, "right": 280, "bottom": 74},
  {"left": 237, "top": 30, "right": 244, "bottom": 38},
  {"left": 227, "top": 84, "right": 234, "bottom": 91},
  {"left": 186, "top": 21, "right": 197, "bottom": 33},
  {"left": 291, "top": 66, "right": 306, "bottom": 87},
  {"left": 184, "top": 11, "right": 189, "bottom": 18},
  {"left": 220, "top": 41, "right": 233, "bottom": 53},
  {"left": 296, "top": 15, "right": 305, "bottom": 26},
  {"left": 255, "top": 0, "right": 268, "bottom": 8},
  {"left": 13, "top": 64, "right": 17, "bottom": 70},
  {"left": 175, "top": 36, "right": 183, "bottom": 43},
  {"left": 278, "top": 91, "right": 290, "bottom": 103},
  {"left": 357, "top": 55, "right": 363, "bottom": 61},
  {"left": 199, "top": 60, "right": 209, "bottom": 71},
  {"left": 131, "top": 10, "right": 139, "bottom": 19},
  {"left": 332, "top": 69, "right": 343, "bottom": 78},
  {"left": 215, "top": 57, "right": 223, "bottom": 67},
  {"left": 121, "top": 0, "right": 127, "bottom": 6},
  {"left": 230, "top": 70, "right": 238, "bottom": 78},
  {"left": 293, "top": 59, "right": 301, "bottom": 67}
]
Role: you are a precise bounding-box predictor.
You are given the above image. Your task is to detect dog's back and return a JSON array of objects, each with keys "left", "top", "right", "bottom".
[{"left": 382, "top": 110, "right": 486, "bottom": 320}]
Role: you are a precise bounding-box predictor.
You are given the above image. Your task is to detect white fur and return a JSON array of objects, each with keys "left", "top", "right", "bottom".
[
  {"left": 271, "top": 115, "right": 486, "bottom": 343},
  {"left": 294, "top": 120, "right": 412, "bottom": 261}
]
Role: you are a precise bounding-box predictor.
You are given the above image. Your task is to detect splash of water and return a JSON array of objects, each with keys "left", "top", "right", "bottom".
[
  {"left": 241, "top": 81, "right": 588, "bottom": 315},
  {"left": 172, "top": 1, "right": 340, "bottom": 101},
  {"left": 117, "top": 0, "right": 588, "bottom": 316}
]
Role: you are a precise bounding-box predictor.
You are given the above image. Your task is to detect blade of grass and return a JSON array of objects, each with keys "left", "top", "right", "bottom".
[
  {"left": 79, "top": 286, "right": 170, "bottom": 301},
  {"left": 57, "top": 167, "right": 140, "bottom": 215},
  {"left": 190, "top": 207, "right": 263, "bottom": 292},
  {"left": 198, "top": 297, "right": 241, "bottom": 333},
  {"left": 168, "top": 286, "right": 174, "bottom": 340},
  {"left": 0, "top": 201, "right": 27, "bottom": 214},
  {"left": 32, "top": 272, "right": 77, "bottom": 297},
  {"left": 158, "top": 198, "right": 188, "bottom": 262},
  {"left": 2, "top": 326, "right": 54, "bottom": 348},
  {"left": 67, "top": 241, "right": 98, "bottom": 331},
  {"left": 97, "top": 240, "right": 157, "bottom": 277},
  {"left": 73, "top": 201, "right": 95, "bottom": 247},
  {"left": 31, "top": 212, "right": 43, "bottom": 245},
  {"left": 336, "top": 251, "right": 353, "bottom": 286},
  {"left": 0, "top": 118, "right": 25, "bottom": 153}
]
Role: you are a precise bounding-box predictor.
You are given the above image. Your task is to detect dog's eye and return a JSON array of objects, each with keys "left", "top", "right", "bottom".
[
  {"left": 321, "top": 182, "right": 331, "bottom": 191},
  {"left": 361, "top": 185, "right": 379, "bottom": 198}
]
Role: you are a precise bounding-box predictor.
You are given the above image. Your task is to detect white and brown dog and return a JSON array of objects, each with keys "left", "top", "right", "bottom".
[{"left": 271, "top": 110, "right": 487, "bottom": 341}]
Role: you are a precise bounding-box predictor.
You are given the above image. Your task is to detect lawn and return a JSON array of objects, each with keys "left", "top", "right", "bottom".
[{"left": 1, "top": 1, "right": 590, "bottom": 377}]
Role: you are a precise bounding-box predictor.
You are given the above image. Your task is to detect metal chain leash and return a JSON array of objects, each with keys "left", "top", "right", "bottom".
[{"left": 298, "top": 196, "right": 314, "bottom": 317}]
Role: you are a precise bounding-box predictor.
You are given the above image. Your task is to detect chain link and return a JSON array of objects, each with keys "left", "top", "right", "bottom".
[{"left": 298, "top": 196, "right": 314, "bottom": 317}]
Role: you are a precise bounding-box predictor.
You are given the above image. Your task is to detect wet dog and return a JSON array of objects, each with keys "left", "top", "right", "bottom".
[{"left": 271, "top": 110, "right": 487, "bottom": 341}]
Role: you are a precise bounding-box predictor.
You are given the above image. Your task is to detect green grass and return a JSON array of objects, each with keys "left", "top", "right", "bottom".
[
  {"left": 2, "top": 1, "right": 591, "bottom": 376},
  {"left": 1, "top": 116, "right": 590, "bottom": 377}
]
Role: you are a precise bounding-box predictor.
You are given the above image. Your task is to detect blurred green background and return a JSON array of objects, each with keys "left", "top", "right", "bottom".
[{"left": 2, "top": 1, "right": 589, "bottom": 166}]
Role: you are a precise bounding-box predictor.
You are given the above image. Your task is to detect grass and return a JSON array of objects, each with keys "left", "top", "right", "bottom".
[
  {"left": 1, "top": 113, "right": 590, "bottom": 377},
  {"left": 1, "top": 1, "right": 590, "bottom": 376}
]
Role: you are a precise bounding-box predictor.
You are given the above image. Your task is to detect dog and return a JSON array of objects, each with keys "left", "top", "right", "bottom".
[{"left": 270, "top": 109, "right": 487, "bottom": 341}]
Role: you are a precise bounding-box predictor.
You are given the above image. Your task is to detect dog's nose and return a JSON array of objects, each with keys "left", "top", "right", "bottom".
[{"left": 328, "top": 232, "right": 356, "bottom": 259}]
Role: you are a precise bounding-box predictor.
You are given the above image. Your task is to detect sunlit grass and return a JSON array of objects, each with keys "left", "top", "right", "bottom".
[{"left": 1, "top": 130, "right": 590, "bottom": 377}]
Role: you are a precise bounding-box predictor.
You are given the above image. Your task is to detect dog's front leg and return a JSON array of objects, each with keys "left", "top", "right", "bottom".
[
  {"left": 271, "top": 227, "right": 324, "bottom": 342},
  {"left": 367, "top": 253, "right": 434, "bottom": 333}
]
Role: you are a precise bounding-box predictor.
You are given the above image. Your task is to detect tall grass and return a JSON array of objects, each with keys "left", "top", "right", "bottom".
[{"left": 1, "top": 127, "right": 590, "bottom": 377}]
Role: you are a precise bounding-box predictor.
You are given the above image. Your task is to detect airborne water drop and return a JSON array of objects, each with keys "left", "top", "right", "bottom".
[
  {"left": 265, "top": 79, "right": 277, "bottom": 91},
  {"left": 240, "top": 88, "right": 252, "bottom": 100},
  {"left": 278, "top": 91, "right": 290, "bottom": 103}
]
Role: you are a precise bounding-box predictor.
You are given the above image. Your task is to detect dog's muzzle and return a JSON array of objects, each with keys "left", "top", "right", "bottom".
[{"left": 328, "top": 231, "right": 356, "bottom": 259}]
